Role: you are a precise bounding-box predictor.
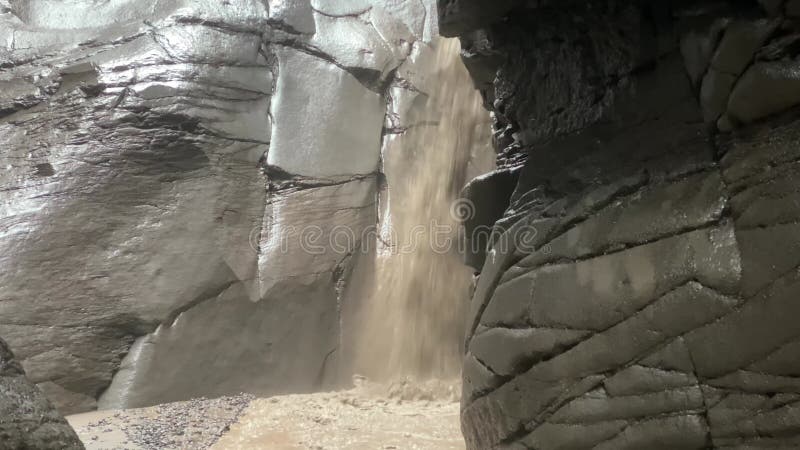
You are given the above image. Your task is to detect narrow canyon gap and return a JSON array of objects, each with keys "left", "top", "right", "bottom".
[
  {"left": 0, "top": 0, "right": 488, "bottom": 431},
  {"left": 6, "top": 0, "right": 800, "bottom": 449},
  {"left": 347, "top": 37, "right": 493, "bottom": 381}
]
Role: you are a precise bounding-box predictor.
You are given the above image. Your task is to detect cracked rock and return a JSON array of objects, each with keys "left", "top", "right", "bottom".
[
  {"left": 267, "top": 47, "right": 384, "bottom": 179},
  {"left": 445, "top": 3, "right": 800, "bottom": 448}
]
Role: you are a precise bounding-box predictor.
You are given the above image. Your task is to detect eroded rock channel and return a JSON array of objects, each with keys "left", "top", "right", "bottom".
[{"left": 3, "top": 0, "right": 800, "bottom": 449}]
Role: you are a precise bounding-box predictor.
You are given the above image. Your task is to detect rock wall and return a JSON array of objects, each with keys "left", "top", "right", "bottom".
[
  {"left": 442, "top": 0, "right": 800, "bottom": 448},
  {"left": 0, "top": 0, "right": 441, "bottom": 414},
  {"left": 0, "top": 337, "right": 84, "bottom": 450}
]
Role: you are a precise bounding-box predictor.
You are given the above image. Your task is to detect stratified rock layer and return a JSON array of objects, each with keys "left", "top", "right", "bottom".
[
  {"left": 0, "top": 337, "right": 84, "bottom": 450},
  {"left": 443, "top": 0, "right": 800, "bottom": 448}
]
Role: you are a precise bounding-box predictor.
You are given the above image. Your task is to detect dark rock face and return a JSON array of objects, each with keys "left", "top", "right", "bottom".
[
  {"left": 459, "top": 167, "right": 520, "bottom": 270},
  {"left": 443, "top": 0, "right": 800, "bottom": 448},
  {"left": 0, "top": 337, "right": 84, "bottom": 450}
]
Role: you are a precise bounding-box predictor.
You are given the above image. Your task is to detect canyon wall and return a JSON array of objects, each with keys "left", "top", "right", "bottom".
[
  {"left": 0, "top": 0, "right": 463, "bottom": 416},
  {"left": 442, "top": 0, "right": 800, "bottom": 448}
]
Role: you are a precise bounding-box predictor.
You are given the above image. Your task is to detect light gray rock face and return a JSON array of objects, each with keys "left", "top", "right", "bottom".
[
  {"left": 0, "top": 0, "right": 440, "bottom": 413},
  {"left": 443, "top": 0, "right": 800, "bottom": 448},
  {"left": 1, "top": 1, "right": 271, "bottom": 413},
  {"left": 258, "top": 177, "right": 377, "bottom": 295},
  {"left": 0, "top": 337, "right": 84, "bottom": 450},
  {"left": 267, "top": 48, "right": 384, "bottom": 179}
]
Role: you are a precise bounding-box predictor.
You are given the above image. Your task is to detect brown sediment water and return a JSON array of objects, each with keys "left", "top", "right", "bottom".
[
  {"left": 68, "top": 382, "right": 464, "bottom": 450},
  {"left": 212, "top": 380, "right": 463, "bottom": 450},
  {"left": 351, "top": 37, "right": 494, "bottom": 381}
]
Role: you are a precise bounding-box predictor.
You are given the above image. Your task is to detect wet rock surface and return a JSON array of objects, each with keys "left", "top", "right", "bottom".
[
  {"left": 0, "top": 0, "right": 446, "bottom": 414},
  {"left": 443, "top": 0, "right": 800, "bottom": 448},
  {"left": 0, "top": 337, "right": 84, "bottom": 450}
]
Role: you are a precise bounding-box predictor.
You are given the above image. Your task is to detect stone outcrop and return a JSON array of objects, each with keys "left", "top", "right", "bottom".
[
  {"left": 442, "top": 0, "right": 800, "bottom": 448},
  {"left": 0, "top": 0, "right": 444, "bottom": 413},
  {"left": 0, "top": 337, "right": 84, "bottom": 450}
]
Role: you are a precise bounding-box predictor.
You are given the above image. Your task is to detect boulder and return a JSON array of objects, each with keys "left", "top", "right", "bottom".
[
  {"left": 0, "top": 337, "right": 84, "bottom": 450},
  {"left": 728, "top": 60, "right": 800, "bottom": 124}
]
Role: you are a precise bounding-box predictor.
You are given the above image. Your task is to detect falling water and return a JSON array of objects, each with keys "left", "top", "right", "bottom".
[{"left": 351, "top": 38, "right": 494, "bottom": 381}]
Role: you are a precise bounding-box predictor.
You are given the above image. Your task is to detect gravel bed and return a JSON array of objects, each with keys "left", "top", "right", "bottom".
[{"left": 69, "top": 394, "right": 254, "bottom": 450}]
